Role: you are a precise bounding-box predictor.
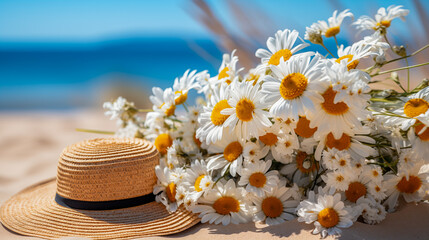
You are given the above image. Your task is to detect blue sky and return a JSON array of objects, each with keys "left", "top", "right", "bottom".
[{"left": 0, "top": 0, "right": 427, "bottom": 42}]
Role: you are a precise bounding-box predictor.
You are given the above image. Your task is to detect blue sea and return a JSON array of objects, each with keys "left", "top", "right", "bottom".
[
  {"left": 0, "top": 37, "right": 223, "bottom": 110},
  {"left": 0, "top": 36, "right": 339, "bottom": 110}
]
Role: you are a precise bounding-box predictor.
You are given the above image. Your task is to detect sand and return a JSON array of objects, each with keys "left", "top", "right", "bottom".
[{"left": 1, "top": 111, "right": 428, "bottom": 240}]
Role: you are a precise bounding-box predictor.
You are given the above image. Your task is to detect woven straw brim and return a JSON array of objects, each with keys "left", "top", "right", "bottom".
[{"left": 0, "top": 179, "right": 200, "bottom": 240}]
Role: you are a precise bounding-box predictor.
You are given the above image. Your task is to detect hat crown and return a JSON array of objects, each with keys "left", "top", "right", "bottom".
[{"left": 56, "top": 138, "right": 159, "bottom": 202}]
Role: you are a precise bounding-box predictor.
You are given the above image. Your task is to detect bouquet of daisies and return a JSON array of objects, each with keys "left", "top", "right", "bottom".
[{"left": 102, "top": 5, "right": 429, "bottom": 238}]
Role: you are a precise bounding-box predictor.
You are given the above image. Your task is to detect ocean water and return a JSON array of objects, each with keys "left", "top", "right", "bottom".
[
  {"left": 0, "top": 37, "right": 222, "bottom": 110},
  {"left": 0, "top": 36, "right": 339, "bottom": 110}
]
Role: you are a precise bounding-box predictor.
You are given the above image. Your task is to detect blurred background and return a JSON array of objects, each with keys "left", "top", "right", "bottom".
[{"left": 0, "top": 0, "right": 428, "bottom": 111}]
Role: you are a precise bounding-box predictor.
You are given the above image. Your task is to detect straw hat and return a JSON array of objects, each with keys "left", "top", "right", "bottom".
[{"left": 0, "top": 138, "right": 200, "bottom": 240}]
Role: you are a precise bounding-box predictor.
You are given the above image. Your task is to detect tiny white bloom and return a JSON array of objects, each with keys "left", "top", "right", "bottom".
[
  {"left": 238, "top": 160, "right": 279, "bottom": 197},
  {"left": 191, "top": 179, "right": 251, "bottom": 225}
]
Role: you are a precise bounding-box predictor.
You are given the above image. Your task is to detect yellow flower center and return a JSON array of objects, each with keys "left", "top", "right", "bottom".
[
  {"left": 213, "top": 196, "right": 240, "bottom": 215},
  {"left": 396, "top": 175, "right": 422, "bottom": 194},
  {"left": 403, "top": 98, "right": 429, "bottom": 118},
  {"left": 296, "top": 151, "right": 318, "bottom": 174},
  {"left": 223, "top": 141, "right": 243, "bottom": 162},
  {"left": 325, "top": 26, "right": 340, "bottom": 38},
  {"left": 376, "top": 20, "right": 391, "bottom": 28},
  {"left": 261, "top": 197, "right": 283, "bottom": 218},
  {"left": 218, "top": 67, "right": 229, "bottom": 80},
  {"left": 345, "top": 182, "right": 367, "bottom": 203},
  {"left": 294, "top": 116, "right": 318, "bottom": 138},
  {"left": 321, "top": 87, "right": 349, "bottom": 115},
  {"left": 155, "top": 133, "right": 173, "bottom": 155},
  {"left": 246, "top": 73, "right": 260, "bottom": 86},
  {"left": 279, "top": 73, "right": 308, "bottom": 100},
  {"left": 193, "top": 133, "right": 202, "bottom": 147},
  {"left": 339, "top": 159, "right": 347, "bottom": 166},
  {"left": 336, "top": 175, "right": 344, "bottom": 182},
  {"left": 415, "top": 120, "right": 429, "bottom": 141},
  {"left": 318, "top": 208, "right": 340, "bottom": 228},
  {"left": 236, "top": 98, "right": 255, "bottom": 122},
  {"left": 375, "top": 186, "right": 381, "bottom": 192},
  {"left": 174, "top": 90, "right": 188, "bottom": 105},
  {"left": 268, "top": 49, "right": 292, "bottom": 65},
  {"left": 211, "top": 100, "right": 232, "bottom": 126},
  {"left": 325, "top": 132, "right": 351, "bottom": 151},
  {"left": 259, "top": 132, "right": 278, "bottom": 146},
  {"left": 335, "top": 54, "right": 360, "bottom": 70},
  {"left": 160, "top": 103, "right": 176, "bottom": 117},
  {"left": 194, "top": 175, "right": 206, "bottom": 192},
  {"left": 249, "top": 172, "right": 267, "bottom": 188},
  {"left": 166, "top": 182, "right": 176, "bottom": 202}
]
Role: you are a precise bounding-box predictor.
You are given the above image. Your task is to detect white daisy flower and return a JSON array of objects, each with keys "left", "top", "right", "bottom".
[
  {"left": 252, "top": 185, "right": 299, "bottom": 225},
  {"left": 321, "top": 148, "right": 352, "bottom": 170},
  {"left": 196, "top": 83, "right": 231, "bottom": 144},
  {"left": 386, "top": 87, "right": 429, "bottom": 131},
  {"left": 321, "top": 168, "right": 354, "bottom": 191},
  {"left": 221, "top": 81, "right": 272, "bottom": 140},
  {"left": 115, "top": 120, "right": 139, "bottom": 138},
  {"left": 353, "top": 5, "right": 409, "bottom": 33},
  {"left": 356, "top": 196, "right": 387, "bottom": 225},
  {"left": 103, "top": 96, "right": 127, "bottom": 121},
  {"left": 297, "top": 192, "right": 353, "bottom": 238},
  {"left": 309, "top": 63, "right": 371, "bottom": 140},
  {"left": 261, "top": 53, "right": 324, "bottom": 121},
  {"left": 366, "top": 181, "right": 387, "bottom": 201},
  {"left": 238, "top": 160, "right": 279, "bottom": 197},
  {"left": 304, "top": 23, "right": 323, "bottom": 45},
  {"left": 384, "top": 163, "right": 429, "bottom": 211},
  {"left": 362, "top": 164, "right": 384, "bottom": 184},
  {"left": 273, "top": 133, "right": 300, "bottom": 163},
  {"left": 144, "top": 111, "right": 168, "bottom": 141},
  {"left": 316, "top": 9, "right": 354, "bottom": 38},
  {"left": 182, "top": 160, "right": 214, "bottom": 201},
  {"left": 281, "top": 151, "right": 320, "bottom": 187},
  {"left": 242, "top": 142, "right": 269, "bottom": 165},
  {"left": 178, "top": 107, "right": 203, "bottom": 153},
  {"left": 314, "top": 130, "right": 376, "bottom": 161},
  {"left": 195, "top": 70, "right": 214, "bottom": 97},
  {"left": 172, "top": 69, "right": 201, "bottom": 105},
  {"left": 257, "top": 121, "right": 288, "bottom": 161},
  {"left": 336, "top": 40, "right": 377, "bottom": 70},
  {"left": 217, "top": 50, "right": 242, "bottom": 85},
  {"left": 150, "top": 87, "right": 176, "bottom": 117},
  {"left": 279, "top": 116, "right": 299, "bottom": 131},
  {"left": 362, "top": 32, "right": 390, "bottom": 63},
  {"left": 244, "top": 67, "right": 265, "bottom": 87},
  {"left": 408, "top": 124, "right": 429, "bottom": 160},
  {"left": 166, "top": 140, "right": 185, "bottom": 169},
  {"left": 339, "top": 166, "right": 382, "bottom": 203},
  {"left": 191, "top": 179, "right": 251, "bottom": 225},
  {"left": 153, "top": 166, "right": 185, "bottom": 213},
  {"left": 206, "top": 132, "right": 245, "bottom": 177},
  {"left": 256, "top": 29, "right": 309, "bottom": 67}
]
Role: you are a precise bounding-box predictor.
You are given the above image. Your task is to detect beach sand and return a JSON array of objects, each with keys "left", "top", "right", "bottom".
[{"left": 1, "top": 111, "right": 428, "bottom": 240}]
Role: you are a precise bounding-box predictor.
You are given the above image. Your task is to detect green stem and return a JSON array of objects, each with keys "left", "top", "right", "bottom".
[
  {"left": 183, "top": 103, "right": 189, "bottom": 112},
  {"left": 405, "top": 58, "right": 410, "bottom": 92},
  {"left": 384, "top": 44, "right": 429, "bottom": 65},
  {"left": 370, "top": 62, "right": 429, "bottom": 77},
  {"left": 76, "top": 128, "right": 115, "bottom": 135},
  {"left": 333, "top": 35, "right": 339, "bottom": 49},
  {"left": 383, "top": 34, "right": 393, "bottom": 49},
  {"left": 321, "top": 42, "right": 335, "bottom": 58}
]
